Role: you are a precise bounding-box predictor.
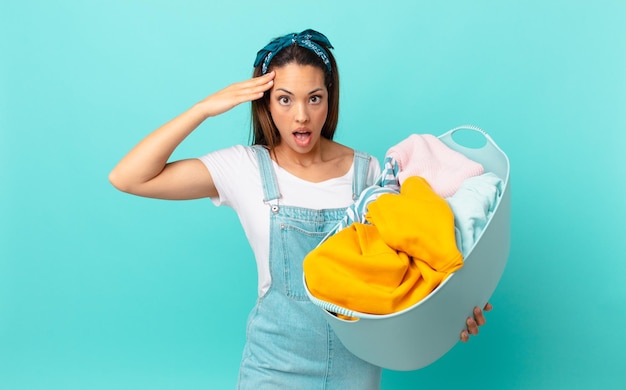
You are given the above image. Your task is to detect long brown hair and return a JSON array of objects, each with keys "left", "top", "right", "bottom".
[{"left": 251, "top": 43, "right": 340, "bottom": 150}]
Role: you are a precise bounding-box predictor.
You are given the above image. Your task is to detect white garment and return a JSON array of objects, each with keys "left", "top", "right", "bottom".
[{"left": 198, "top": 145, "right": 381, "bottom": 297}]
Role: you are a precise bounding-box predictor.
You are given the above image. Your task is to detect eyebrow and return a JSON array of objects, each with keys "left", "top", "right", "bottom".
[{"left": 275, "top": 87, "right": 325, "bottom": 95}]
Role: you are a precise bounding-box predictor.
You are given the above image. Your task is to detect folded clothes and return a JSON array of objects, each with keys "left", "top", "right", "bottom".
[{"left": 303, "top": 176, "right": 463, "bottom": 316}]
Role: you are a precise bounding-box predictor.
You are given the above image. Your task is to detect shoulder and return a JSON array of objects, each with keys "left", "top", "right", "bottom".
[
  {"left": 197, "top": 145, "right": 261, "bottom": 183},
  {"left": 321, "top": 139, "right": 356, "bottom": 171},
  {"left": 325, "top": 140, "right": 381, "bottom": 184},
  {"left": 324, "top": 139, "right": 353, "bottom": 158},
  {"left": 346, "top": 145, "right": 381, "bottom": 185},
  {"left": 324, "top": 139, "right": 380, "bottom": 171},
  {"left": 367, "top": 155, "right": 381, "bottom": 179},
  {"left": 198, "top": 145, "right": 257, "bottom": 165}
]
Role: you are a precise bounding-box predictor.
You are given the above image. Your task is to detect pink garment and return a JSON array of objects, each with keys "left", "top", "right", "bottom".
[{"left": 386, "top": 134, "right": 484, "bottom": 198}]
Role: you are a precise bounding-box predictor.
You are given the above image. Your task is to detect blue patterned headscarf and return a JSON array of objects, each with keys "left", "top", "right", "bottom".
[{"left": 254, "top": 29, "right": 334, "bottom": 75}]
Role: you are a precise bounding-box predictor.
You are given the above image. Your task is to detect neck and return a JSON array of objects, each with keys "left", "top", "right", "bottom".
[{"left": 273, "top": 139, "right": 326, "bottom": 168}]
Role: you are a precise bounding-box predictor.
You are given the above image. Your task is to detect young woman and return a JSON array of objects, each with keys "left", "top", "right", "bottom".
[{"left": 109, "top": 29, "right": 490, "bottom": 389}]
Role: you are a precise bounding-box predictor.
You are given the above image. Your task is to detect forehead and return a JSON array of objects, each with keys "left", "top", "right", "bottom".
[{"left": 271, "top": 63, "right": 326, "bottom": 93}]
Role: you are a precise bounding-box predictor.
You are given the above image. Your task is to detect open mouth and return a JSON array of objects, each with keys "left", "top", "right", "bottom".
[{"left": 293, "top": 130, "right": 312, "bottom": 146}]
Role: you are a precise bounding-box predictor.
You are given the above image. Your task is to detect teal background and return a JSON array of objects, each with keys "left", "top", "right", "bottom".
[{"left": 2, "top": 1, "right": 625, "bottom": 389}]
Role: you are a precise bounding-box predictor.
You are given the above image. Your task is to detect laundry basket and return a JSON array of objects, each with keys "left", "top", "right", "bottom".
[{"left": 304, "top": 125, "right": 511, "bottom": 371}]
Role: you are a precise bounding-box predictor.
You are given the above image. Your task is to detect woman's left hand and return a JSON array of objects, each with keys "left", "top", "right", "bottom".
[{"left": 460, "top": 302, "right": 493, "bottom": 342}]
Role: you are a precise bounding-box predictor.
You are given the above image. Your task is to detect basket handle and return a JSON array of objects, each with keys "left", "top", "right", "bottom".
[
  {"left": 438, "top": 124, "right": 510, "bottom": 184},
  {"left": 440, "top": 124, "right": 496, "bottom": 147}
]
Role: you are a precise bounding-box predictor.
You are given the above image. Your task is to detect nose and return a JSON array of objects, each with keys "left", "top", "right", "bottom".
[{"left": 294, "top": 102, "right": 309, "bottom": 123}]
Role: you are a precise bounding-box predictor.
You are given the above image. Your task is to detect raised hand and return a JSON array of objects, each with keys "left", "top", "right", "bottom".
[
  {"left": 109, "top": 71, "right": 276, "bottom": 199},
  {"left": 198, "top": 71, "right": 275, "bottom": 118}
]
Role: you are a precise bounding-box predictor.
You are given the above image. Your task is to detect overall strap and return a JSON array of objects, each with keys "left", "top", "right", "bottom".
[
  {"left": 352, "top": 150, "right": 372, "bottom": 200},
  {"left": 252, "top": 145, "right": 281, "bottom": 203}
]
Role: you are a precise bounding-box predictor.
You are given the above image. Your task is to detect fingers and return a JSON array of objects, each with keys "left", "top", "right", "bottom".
[
  {"left": 474, "top": 306, "right": 487, "bottom": 327},
  {"left": 460, "top": 304, "right": 492, "bottom": 342},
  {"left": 233, "top": 71, "right": 275, "bottom": 103},
  {"left": 240, "top": 71, "right": 275, "bottom": 97},
  {"left": 199, "top": 72, "right": 275, "bottom": 117},
  {"left": 460, "top": 317, "right": 477, "bottom": 342},
  {"left": 466, "top": 314, "right": 479, "bottom": 336},
  {"left": 251, "top": 72, "right": 275, "bottom": 99}
]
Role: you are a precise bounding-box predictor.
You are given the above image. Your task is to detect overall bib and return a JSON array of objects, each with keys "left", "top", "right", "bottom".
[{"left": 237, "top": 146, "right": 382, "bottom": 389}]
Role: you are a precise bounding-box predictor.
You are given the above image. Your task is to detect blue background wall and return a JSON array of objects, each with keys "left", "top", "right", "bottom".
[{"left": 2, "top": 1, "right": 625, "bottom": 389}]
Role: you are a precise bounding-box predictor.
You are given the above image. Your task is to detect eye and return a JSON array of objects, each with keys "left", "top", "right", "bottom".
[
  {"left": 278, "top": 96, "right": 290, "bottom": 105},
  {"left": 310, "top": 95, "right": 322, "bottom": 104}
]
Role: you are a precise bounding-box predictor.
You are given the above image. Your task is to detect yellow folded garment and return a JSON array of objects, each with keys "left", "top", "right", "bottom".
[
  {"left": 303, "top": 176, "right": 463, "bottom": 315},
  {"left": 366, "top": 176, "right": 463, "bottom": 272}
]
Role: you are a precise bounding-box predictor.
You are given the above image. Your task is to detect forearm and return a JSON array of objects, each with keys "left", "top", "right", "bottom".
[
  {"left": 109, "top": 103, "right": 208, "bottom": 192},
  {"left": 109, "top": 72, "right": 274, "bottom": 197}
]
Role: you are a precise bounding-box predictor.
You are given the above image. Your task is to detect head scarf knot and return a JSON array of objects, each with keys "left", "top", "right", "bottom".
[{"left": 254, "top": 29, "right": 334, "bottom": 74}]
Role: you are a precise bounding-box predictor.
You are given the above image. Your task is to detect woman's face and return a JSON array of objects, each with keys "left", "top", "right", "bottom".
[{"left": 268, "top": 63, "right": 328, "bottom": 155}]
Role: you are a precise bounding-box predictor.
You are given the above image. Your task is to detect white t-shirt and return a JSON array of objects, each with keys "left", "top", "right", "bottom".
[{"left": 198, "top": 145, "right": 381, "bottom": 297}]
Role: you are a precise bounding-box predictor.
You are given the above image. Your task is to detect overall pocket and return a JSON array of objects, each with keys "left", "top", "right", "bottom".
[{"left": 278, "top": 224, "right": 328, "bottom": 300}]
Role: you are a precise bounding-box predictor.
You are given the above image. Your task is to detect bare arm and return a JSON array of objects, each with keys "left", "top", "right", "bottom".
[{"left": 109, "top": 71, "right": 275, "bottom": 200}]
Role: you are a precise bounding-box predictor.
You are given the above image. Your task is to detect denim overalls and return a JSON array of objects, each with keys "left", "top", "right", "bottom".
[{"left": 237, "top": 146, "right": 382, "bottom": 389}]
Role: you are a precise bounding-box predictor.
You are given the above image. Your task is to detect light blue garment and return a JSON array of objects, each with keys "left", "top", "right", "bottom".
[
  {"left": 237, "top": 146, "right": 382, "bottom": 389},
  {"left": 446, "top": 172, "right": 504, "bottom": 255}
]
